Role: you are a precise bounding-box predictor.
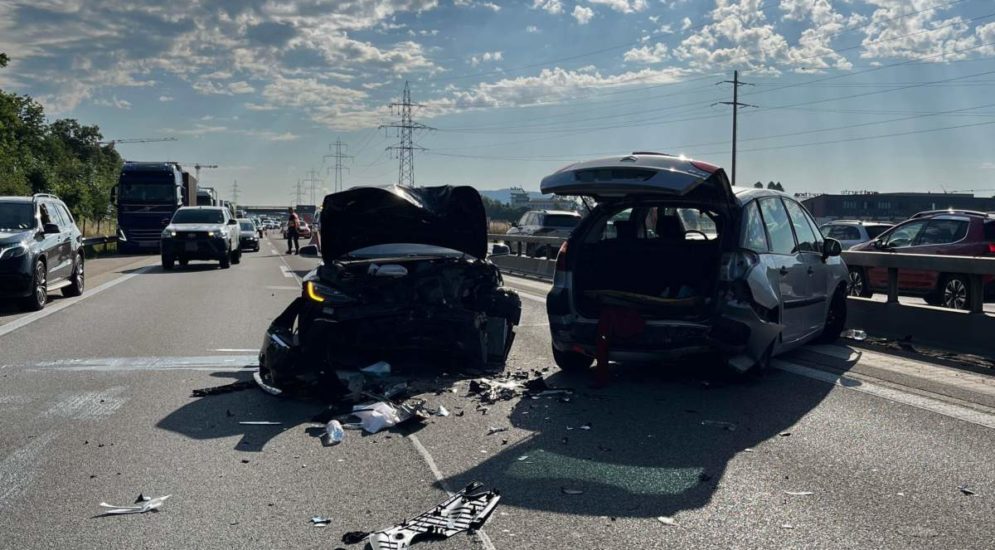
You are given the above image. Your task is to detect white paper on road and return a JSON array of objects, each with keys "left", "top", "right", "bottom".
[
  {"left": 99, "top": 495, "right": 171, "bottom": 515},
  {"left": 352, "top": 402, "right": 402, "bottom": 433},
  {"left": 238, "top": 421, "right": 282, "bottom": 425}
]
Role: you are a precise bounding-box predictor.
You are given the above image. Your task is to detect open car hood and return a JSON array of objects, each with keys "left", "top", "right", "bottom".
[
  {"left": 320, "top": 185, "right": 488, "bottom": 262},
  {"left": 540, "top": 153, "right": 735, "bottom": 205}
]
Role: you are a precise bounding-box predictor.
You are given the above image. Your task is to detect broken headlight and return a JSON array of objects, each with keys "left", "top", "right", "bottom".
[{"left": 305, "top": 280, "right": 354, "bottom": 304}]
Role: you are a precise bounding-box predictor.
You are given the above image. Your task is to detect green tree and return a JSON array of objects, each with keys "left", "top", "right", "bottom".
[
  {"left": 754, "top": 181, "right": 763, "bottom": 189},
  {"left": 481, "top": 196, "right": 529, "bottom": 223}
]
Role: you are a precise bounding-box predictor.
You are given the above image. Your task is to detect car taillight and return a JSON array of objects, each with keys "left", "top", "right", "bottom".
[
  {"left": 719, "top": 250, "right": 759, "bottom": 282},
  {"left": 988, "top": 243, "right": 995, "bottom": 254},
  {"left": 554, "top": 241, "right": 569, "bottom": 271}
]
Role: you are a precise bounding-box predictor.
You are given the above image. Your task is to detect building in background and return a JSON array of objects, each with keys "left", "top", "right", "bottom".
[{"left": 801, "top": 192, "right": 995, "bottom": 223}]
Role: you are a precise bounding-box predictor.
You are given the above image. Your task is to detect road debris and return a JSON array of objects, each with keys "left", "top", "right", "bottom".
[
  {"left": 360, "top": 361, "right": 391, "bottom": 377},
  {"left": 778, "top": 431, "right": 792, "bottom": 437},
  {"left": 487, "top": 426, "right": 509, "bottom": 435},
  {"left": 350, "top": 401, "right": 416, "bottom": 434},
  {"left": 958, "top": 485, "right": 976, "bottom": 496},
  {"left": 784, "top": 491, "right": 814, "bottom": 496},
  {"left": 342, "top": 531, "right": 370, "bottom": 544},
  {"left": 252, "top": 371, "right": 283, "bottom": 396},
  {"left": 701, "top": 420, "right": 737, "bottom": 431},
  {"left": 432, "top": 405, "right": 450, "bottom": 417},
  {"left": 311, "top": 516, "right": 332, "bottom": 527},
  {"left": 657, "top": 516, "right": 676, "bottom": 526},
  {"left": 239, "top": 421, "right": 282, "bottom": 426},
  {"left": 98, "top": 494, "right": 171, "bottom": 516},
  {"left": 561, "top": 487, "right": 584, "bottom": 495},
  {"left": 517, "top": 455, "right": 529, "bottom": 461},
  {"left": 325, "top": 420, "right": 345, "bottom": 446},
  {"left": 842, "top": 329, "right": 867, "bottom": 341},
  {"left": 368, "top": 482, "right": 500, "bottom": 550},
  {"left": 191, "top": 380, "right": 255, "bottom": 397},
  {"left": 579, "top": 422, "right": 592, "bottom": 430}
]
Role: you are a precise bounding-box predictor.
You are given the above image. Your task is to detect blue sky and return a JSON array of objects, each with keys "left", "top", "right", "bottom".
[{"left": 2, "top": 0, "right": 995, "bottom": 204}]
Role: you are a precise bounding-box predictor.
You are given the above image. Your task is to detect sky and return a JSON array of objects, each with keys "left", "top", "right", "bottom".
[{"left": 2, "top": 0, "right": 995, "bottom": 205}]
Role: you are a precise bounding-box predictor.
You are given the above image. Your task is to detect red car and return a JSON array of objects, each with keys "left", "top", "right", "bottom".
[{"left": 848, "top": 210, "right": 995, "bottom": 309}]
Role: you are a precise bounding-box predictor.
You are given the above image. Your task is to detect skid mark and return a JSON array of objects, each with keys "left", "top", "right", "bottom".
[
  {"left": 43, "top": 386, "right": 128, "bottom": 420},
  {"left": 0, "top": 431, "right": 57, "bottom": 509}
]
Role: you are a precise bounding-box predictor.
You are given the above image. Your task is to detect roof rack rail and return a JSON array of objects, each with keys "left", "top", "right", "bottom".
[
  {"left": 911, "top": 209, "right": 990, "bottom": 219},
  {"left": 32, "top": 193, "right": 59, "bottom": 200}
]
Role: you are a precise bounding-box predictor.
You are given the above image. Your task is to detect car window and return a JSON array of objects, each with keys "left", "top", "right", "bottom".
[
  {"left": 783, "top": 199, "right": 818, "bottom": 253},
  {"left": 824, "top": 225, "right": 860, "bottom": 241},
  {"left": 0, "top": 202, "right": 36, "bottom": 231},
  {"left": 917, "top": 219, "right": 968, "bottom": 245},
  {"left": 47, "top": 203, "right": 68, "bottom": 228},
  {"left": 883, "top": 220, "right": 926, "bottom": 248},
  {"left": 742, "top": 201, "right": 769, "bottom": 252},
  {"left": 545, "top": 214, "right": 579, "bottom": 228},
  {"left": 758, "top": 197, "right": 796, "bottom": 255},
  {"left": 38, "top": 203, "right": 55, "bottom": 226},
  {"left": 985, "top": 221, "right": 995, "bottom": 242},
  {"left": 239, "top": 221, "right": 254, "bottom": 231},
  {"left": 172, "top": 209, "right": 225, "bottom": 224},
  {"left": 56, "top": 204, "right": 74, "bottom": 228},
  {"left": 597, "top": 208, "right": 633, "bottom": 240},
  {"left": 518, "top": 213, "right": 531, "bottom": 226},
  {"left": 865, "top": 225, "right": 891, "bottom": 239}
]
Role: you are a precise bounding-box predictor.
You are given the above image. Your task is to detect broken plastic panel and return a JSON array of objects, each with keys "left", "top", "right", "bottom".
[
  {"left": 368, "top": 482, "right": 500, "bottom": 550},
  {"left": 98, "top": 495, "right": 171, "bottom": 516}
]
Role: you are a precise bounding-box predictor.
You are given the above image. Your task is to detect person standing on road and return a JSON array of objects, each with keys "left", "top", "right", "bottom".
[{"left": 286, "top": 206, "right": 300, "bottom": 254}]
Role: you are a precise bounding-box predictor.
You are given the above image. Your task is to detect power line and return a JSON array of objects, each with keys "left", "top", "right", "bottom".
[
  {"left": 715, "top": 70, "right": 757, "bottom": 187},
  {"left": 380, "top": 81, "right": 433, "bottom": 187},
  {"left": 302, "top": 169, "right": 322, "bottom": 206}
]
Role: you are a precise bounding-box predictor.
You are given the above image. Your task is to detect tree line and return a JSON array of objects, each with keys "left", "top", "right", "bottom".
[{"left": 0, "top": 52, "right": 123, "bottom": 232}]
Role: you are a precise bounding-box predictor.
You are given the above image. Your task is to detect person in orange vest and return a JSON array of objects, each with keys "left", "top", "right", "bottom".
[{"left": 286, "top": 207, "right": 300, "bottom": 254}]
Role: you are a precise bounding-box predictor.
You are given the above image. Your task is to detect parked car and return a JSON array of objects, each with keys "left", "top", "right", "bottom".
[
  {"left": 847, "top": 211, "right": 995, "bottom": 309},
  {"left": 539, "top": 152, "right": 847, "bottom": 374},
  {"left": 0, "top": 193, "right": 85, "bottom": 311},
  {"left": 819, "top": 220, "right": 892, "bottom": 249},
  {"left": 238, "top": 218, "right": 260, "bottom": 252},
  {"left": 298, "top": 221, "right": 312, "bottom": 240},
  {"left": 258, "top": 185, "right": 522, "bottom": 393},
  {"left": 506, "top": 209, "right": 582, "bottom": 257},
  {"left": 160, "top": 206, "right": 241, "bottom": 269}
]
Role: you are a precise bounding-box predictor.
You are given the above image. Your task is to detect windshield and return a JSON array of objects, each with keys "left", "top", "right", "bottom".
[
  {"left": 345, "top": 243, "right": 465, "bottom": 259},
  {"left": 0, "top": 202, "right": 35, "bottom": 231},
  {"left": 239, "top": 221, "right": 254, "bottom": 230},
  {"left": 118, "top": 174, "right": 178, "bottom": 202},
  {"left": 545, "top": 214, "right": 580, "bottom": 228},
  {"left": 172, "top": 209, "right": 224, "bottom": 224},
  {"left": 866, "top": 225, "right": 891, "bottom": 239}
]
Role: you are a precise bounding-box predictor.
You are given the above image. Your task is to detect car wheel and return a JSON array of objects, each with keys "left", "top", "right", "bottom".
[
  {"left": 220, "top": 248, "right": 231, "bottom": 269},
  {"left": 21, "top": 259, "right": 47, "bottom": 311},
  {"left": 62, "top": 253, "right": 84, "bottom": 297},
  {"left": 816, "top": 286, "right": 848, "bottom": 344},
  {"left": 847, "top": 267, "right": 873, "bottom": 298},
  {"left": 232, "top": 248, "right": 242, "bottom": 264},
  {"left": 161, "top": 254, "right": 175, "bottom": 270},
  {"left": 178, "top": 257, "right": 188, "bottom": 266},
  {"left": 941, "top": 275, "right": 970, "bottom": 310},
  {"left": 552, "top": 347, "right": 594, "bottom": 372}
]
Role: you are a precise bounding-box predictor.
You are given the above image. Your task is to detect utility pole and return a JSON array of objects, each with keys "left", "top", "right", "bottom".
[
  {"left": 715, "top": 70, "right": 756, "bottom": 187},
  {"left": 380, "top": 81, "right": 433, "bottom": 187},
  {"left": 323, "top": 139, "right": 352, "bottom": 193},
  {"left": 293, "top": 178, "right": 304, "bottom": 207},
  {"left": 231, "top": 180, "right": 240, "bottom": 208},
  {"left": 302, "top": 169, "right": 322, "bottom": 206}
]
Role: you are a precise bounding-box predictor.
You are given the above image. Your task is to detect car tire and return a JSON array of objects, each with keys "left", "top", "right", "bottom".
[
  {"left": 161, "top": 254, "right": 175, "bottom": 270},
  {"left": 816, "top": 285, "right": 848, "bottom": 344},
  {"left": 552, "top": 347, "right": 594, "bottom": 372},
  {"left": 940, "top": 274, "right": 970, "bottom": 310},
  {"left": 62, "top": 252, "right": 84, "bottom": 297},
  {"left": 20, "top": 258, "right": 48, "bottom": 312},
  {"left": 847, "top": 267, "right": 873, "bottom": 298},
  {"left": 232, "top": 248, "right": 242, "bottom": 264},
  {"left": 178, "top": 257, "right": 188, "bottom": 267},
  {"left": 220, "top": 248, "right": 231, "bottom": 269}
]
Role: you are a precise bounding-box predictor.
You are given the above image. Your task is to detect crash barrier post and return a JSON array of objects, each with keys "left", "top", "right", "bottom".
[
  {"left": 842, "top": 250, "right": 995, "bottom": 357},
  {"left": 487, "top": 234, "right": 561, "bottom": 279}
]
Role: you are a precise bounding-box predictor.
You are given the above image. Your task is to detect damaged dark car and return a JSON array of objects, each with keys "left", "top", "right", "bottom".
[{"left": 258, "top": 185, "right": 522, "bottom": 393}]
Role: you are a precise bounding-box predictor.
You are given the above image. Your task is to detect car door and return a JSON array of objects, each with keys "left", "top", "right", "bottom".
[
  {"left": 55, "top": 203, "right": 81, "bottom": 276},
  {"left": 757, "top": 197, "right": 812, "bottom": 343},
  {"left": 908, "top": 217, "right": 970, "bottom": 293},
  {"left": 869, "top": 220, "right": 928, "bottom": 292},
  {"left": 783, "top": 199, "right": 829, "bottom": 337},
  {"left": 37, "top": 202, "right": 68, "bottom": 281}
]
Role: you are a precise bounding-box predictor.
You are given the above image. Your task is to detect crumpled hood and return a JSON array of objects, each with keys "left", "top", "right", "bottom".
[
  {"left": 0, "top": 230, "right": 33, "bottom": 245},
  {"left": 320, "top": 185, "right": 487, "bottom": 262},
  {"left": 166, "top": 223, "right": 226, "bottom": 232}
]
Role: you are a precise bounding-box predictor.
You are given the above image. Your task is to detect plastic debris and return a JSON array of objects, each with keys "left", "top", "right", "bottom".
[
  {"left": 782, "top": 524, "right": 794, "bottom": 529},
  {"left": 784, "top": 491, "right": 814, "bottom": 496},
  {"left": 352, "top": 402, "right": 402, "bottom": 434},
  {"left": 239, "top": 421, "right": 282, "bottom": 425},
  {"left": 842, "top": 329, "right": 867, "bottom": 341},
  {"left": 311, "top": 516, "right": 332, "bottom": 527},
  {"left": 325, "top": 420, "right": 345, "bottom": 446},
  {"left": 488, "top": 426, "right": 509, "bottom": 435},
  {"left": 657, "top": 516, "right": 676, "bottom": 526},
  {"left": 98, "top": 495, "right": 171, "bottom": 516},
  {"left": 958, "top": 485, "right": 976, "bottom": 496},
  {"left": 342, "top": 531, "right": 369, "bottom": 544},
  {"left": 579, "top": 423, "right": 592, "bottom": 430},
  {"left": 368, "top": 482, "right": 500, "bottom": 550},
  {"left": 517, "top": 455, "right": 529, "bottom": 461},
  {"left": 192, "top": 380, "right": 255, "bottom": 397},
  {"left": 778, "top": 431, "right": 792, "bottom": 437},
  {"left": 561, "top": 488, "right": 584, "bottom": 495},
  {"left": 434, "top": 405, "right": 450, "bottom": 417},
  {"left": 360, "top": 361, "right": 391, "bottom": 377},
  {"left": 701, "top": 420, "right": 737, "bottom": 431},
  {"left": 252, "top": 371, "right": 283, "bottom": 396}
]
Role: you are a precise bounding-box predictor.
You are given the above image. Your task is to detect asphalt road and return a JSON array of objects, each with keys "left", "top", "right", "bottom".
[{"left": 1, "top": 233, "right": 993, "bottom": 549}]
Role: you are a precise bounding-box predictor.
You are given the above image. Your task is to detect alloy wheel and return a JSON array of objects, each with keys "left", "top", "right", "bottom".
[
  {"left": 942, "top": 278, "right": 968, "bottom": 309},
  {"left": 847, "top": 269, "right": 864, "bottom": 297},
  {"left": 34, "top": 262, "right": 47, "bottom": 306}
]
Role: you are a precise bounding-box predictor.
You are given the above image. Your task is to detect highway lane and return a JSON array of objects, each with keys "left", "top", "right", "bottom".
[{"left": 0, "top": 233, "right": 993, "bottom": 549}]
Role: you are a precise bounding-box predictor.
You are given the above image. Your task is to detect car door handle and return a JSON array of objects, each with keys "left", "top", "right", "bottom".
[{"left": 779, "top": 266, "right": 789, "bottom": 276}]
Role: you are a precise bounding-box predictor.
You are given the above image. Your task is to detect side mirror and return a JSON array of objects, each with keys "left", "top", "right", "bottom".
[
  {"left": 298, "top": 244, "right": 320, "bottom": 258},
  {"left": 43, "top": 223, "right": 60, "bottom": 234},
  {"left": 227, "top": 219, "right": 237, "bottom": 225},
  {"left": 823, "top": 238, "right": 842, "bottom": 258}
]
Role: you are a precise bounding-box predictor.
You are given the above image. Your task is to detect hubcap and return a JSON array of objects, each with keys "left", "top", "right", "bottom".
[
  {"left": 943, "top": 278, "right": 967, "bottom": 309},
  {"left": 848, "top": 270, "right": 864, "bottom": 296},
  {"left": 35, "top": 264, "right": 46, "bottom": 305}
]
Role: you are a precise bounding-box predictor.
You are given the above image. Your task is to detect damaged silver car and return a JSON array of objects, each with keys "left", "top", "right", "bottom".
[
  {"left": 258, "top": 185, "right": 521, "bottom": 393},
  {"left": 542, "top": 152, "right": 848, "bottom": 374}
]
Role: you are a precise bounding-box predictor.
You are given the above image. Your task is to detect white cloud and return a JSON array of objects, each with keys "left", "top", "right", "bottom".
[
  {"left": 158, "top": 95, "right": 174, "bottom": 102},
  {"left": 588, "top": 0, "right": 648, "bottom": 14},
  {"left": 533, "top": 0, "right": 563, "bottom": 15},
  {"left": 526, "top": 25, "right": 540, "bottom": 33},
  {"left": 93, "top": 95, "right": 131, "bottom": 109},
  {"left": 470, "top": 51, "right": 503, "bottom": 66},
  {"left": 681, "top": 17, "right": 693, "bottom": 31},
  {"left": 860, "top": 0, "right": 978, "bottom": 62},
  {"left": 623, "top": 42, "right": 669, "bottom": 64},
  {"left": 244, "top": 102, "right": 279, "bottom": 111},
  {"left": 453, "top": 0, "right": 500, "bottom": 9},
  {"left": 228, "top": 81, "right": 255, "bottom": 94},
  {"left": 573, "top": 6, "right": 594, "bottom": 25}
]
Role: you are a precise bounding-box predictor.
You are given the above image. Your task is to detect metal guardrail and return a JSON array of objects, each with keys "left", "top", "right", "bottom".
[
  {"left": 487, "top": 234, "right": 561, "bottom": 278},
  {"left": 82, "top": 235, "right": 118, "bottom": 247}
]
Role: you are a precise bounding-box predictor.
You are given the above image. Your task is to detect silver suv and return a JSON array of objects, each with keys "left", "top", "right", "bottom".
[
  {"left": 160, "top": 206, "right": 241, "bottom": 269},
  {"left": 506, "top": 209, "right": 582, "bottom": 257},
  {"left": 541, "top": 153, "right": 849, "bottom": 374},
  {"left": 819, "top": 220, "right": 892, "bottom": 249}
]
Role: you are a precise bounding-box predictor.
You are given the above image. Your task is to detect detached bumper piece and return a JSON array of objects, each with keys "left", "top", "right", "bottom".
[{"left": 368, "top": 482, "right": 500, "bottom": 550}]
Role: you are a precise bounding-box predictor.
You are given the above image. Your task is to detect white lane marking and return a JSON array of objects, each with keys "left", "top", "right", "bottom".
[
  {"left": 774, "top": 359, "right": 995, "bottom": 429},
  {"left": 214, "top": 348, "right": 258, "bottom": 353},
  {"left": 407, "top": 434, "right": 497, "bottom": 550},
  {"left": 0, "top": 431, "right": 57, "bottom": 509},
  {"left": 270, "top": 249, "right": 278, "bottom": 255},
  {"left": 19, "top": 355, "right": 258, "bottom": 372},
  {"left": 44, "top": 386, "right": 127, "bottom": 420},
  {"left": 0, "top": 265, "right": 155, "bottom": 339},
  {"left": 279, "top": 265, "right": 295, "bottom": 279},
  {"left": 265, "top": 285, "right": 300, "bottom": 291}
]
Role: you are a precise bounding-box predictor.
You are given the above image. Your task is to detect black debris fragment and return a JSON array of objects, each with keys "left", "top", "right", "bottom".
[
  {"left": 342, "top": 531, "right": 369, "bottom": 544},
  {"left": 191, "top": 380, "right": 256, "bottom": 397}
]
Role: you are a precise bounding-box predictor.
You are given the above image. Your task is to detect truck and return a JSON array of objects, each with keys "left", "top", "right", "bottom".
[
  {"left": 196, "top": 187, "right": 219, "bottom": 206},
  {"left": 112, "top": 162, "right": 197, "bottom": 253}
]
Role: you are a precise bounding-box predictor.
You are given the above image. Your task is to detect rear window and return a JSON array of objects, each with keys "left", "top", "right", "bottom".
[
  {"left": 824, "top": 225, "right": 860, "bottom": 241},
  {"left": 544, "top": 214, "right": 580, "bottom": 228},
  {"left": 865, "top": 225, "right": 891, "bottom": 239},
  {"left": 172, "top": 209, "right": 224, "bottom": 224},
  {"left": 574, "top": 168, "right": 654, "bottom": 182},
  {"left": 985, "top": 221, "right": 995, "bottom": 241},
  {"left": 239, "top": 221, "right": 254, "bottom": 230}
]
